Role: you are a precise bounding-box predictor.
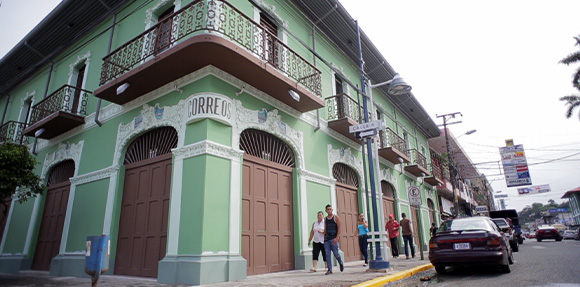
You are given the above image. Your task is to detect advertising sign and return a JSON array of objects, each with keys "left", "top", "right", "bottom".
[
  {"left": 548, "top": 208, "right": 568, "bottom": 213},
  {"left": 499, "top": 144, "right": 532, "bottom": 187},
  {"left": 494, "top": 194, "right": 509, "bottom": 198},
  {"left": 517, "top": 184, "right": 551, "bottom": 195},
  {"left": 475, "top": 205, "right": 489, "bottom": 214}
]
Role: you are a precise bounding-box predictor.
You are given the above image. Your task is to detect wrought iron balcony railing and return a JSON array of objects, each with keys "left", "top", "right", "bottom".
[
  {"left": 0, "top": 121, "right": 28, "bottom": 145},
  {"left": 28, "top": 85, "right": 90, "bottom": 126},
  {"left": 99, "top": 0, "right": 321, "bottom": 97},
  {"left": 378, "top": 128, "right": 408, "bottom": 156},
  {"left": 408, "top": 149, "right": 428, "bottom": 170},
  {"left": 325, "top": 93, "right": 361, "bottom": 121},
  {"left": 430, "top": 162, "right": 443, "bottom": 180}
]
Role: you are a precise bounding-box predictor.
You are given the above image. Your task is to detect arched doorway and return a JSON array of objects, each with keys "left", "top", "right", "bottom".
[
  {"left": 115, "top": 127, "right": 177, "bottom": 277},
  {"left": 427, "top": 199, "right": 435, "bottom": 225},
  {"left": 381, "top": 181, "right": 396, "bottom": 253},
  {"left": 240, "top": 129, "right": 295, "bottom": 276},
  {"left": 410, "top": 206, "right": 420, "bottom": 250},
  {"left": 332, "top": 163, "right": 360, "bottom": 263},
  {"left": 32, "top": 160, "right": 74, "bottom": 270}
]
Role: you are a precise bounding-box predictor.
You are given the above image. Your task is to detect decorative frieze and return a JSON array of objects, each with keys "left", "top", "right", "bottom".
[
  {"left": 69, "top": 166, "right": 120, "bottom": 186},
  {"left": 41, "top": 140, "right": 84, "bottom": 179},
  {"left": 327, "top": 145, "right": 364, "bottom": 181},
  {"left": 173, "top": 140, "right": 244, "bottom": 161},
  {"left": 297, "top": 169, "right": 335, "bottom": 187}
]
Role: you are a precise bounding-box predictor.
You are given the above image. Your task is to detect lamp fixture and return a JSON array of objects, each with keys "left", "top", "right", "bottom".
[
  {"left": 34, "top": 128, "right": 45, "bottom": 138},
  {"left": 369, "top": 74, "right": 412, "bottom": 96},
  {"left": 116, "top": 82, "right": 130, "bottom": 95},
  {"left": 288, "top": 89, "right": 300, "bottom": 102}
]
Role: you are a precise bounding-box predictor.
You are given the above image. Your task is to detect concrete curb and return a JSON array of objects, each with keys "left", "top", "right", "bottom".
[{"left": 351, "top": 263, "right": 434, "bottom": 287}]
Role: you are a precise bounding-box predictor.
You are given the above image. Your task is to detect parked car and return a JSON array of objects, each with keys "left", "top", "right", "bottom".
[
  {"left": 562, "top": 230, "right": 577, "bottom": 240},
  {"left": 536, "top": 226, "right": 563, "bottom": 242},
  {"left": 429, "top": 217, "right": 513, "bottom": 274},
  {"left": 491, "top": 218, "right": 519, "bottom": 252},
  {"left": 528, "top": 231, "right": 536, "bottom": 239},
  {"left": 490, "top": 209, "right": 524, "bottom": 244}
]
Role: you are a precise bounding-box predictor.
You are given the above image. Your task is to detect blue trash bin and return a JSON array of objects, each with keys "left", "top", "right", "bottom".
[{"left": 85, "top": 235, "right": 110, "bottom": 286}]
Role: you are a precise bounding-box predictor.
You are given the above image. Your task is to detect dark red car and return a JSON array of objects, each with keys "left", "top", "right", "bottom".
[
  {"left": 536, "top": 226, "right": 563, "bottom": 242},
  {"left": 429, "top": 217, "right": 513, "bottom": 274}
]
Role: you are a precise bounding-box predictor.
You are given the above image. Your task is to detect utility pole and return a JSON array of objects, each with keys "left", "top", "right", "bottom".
[{"left": 436, "top": 112, "right": 462, "bottom": 218}]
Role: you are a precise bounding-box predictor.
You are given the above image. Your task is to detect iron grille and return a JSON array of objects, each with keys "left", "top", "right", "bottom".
[
  {"left": 381, "top": 181, "right": 395, "bottom": 198},
  {"left": 239, "top": 129, "right": 295, "bottom": 168},
  {"left": 47, "top": 160, "right": 75, "bottom": 186},
  {"left": 124, "top": 127, "right": 178, "bottom": 165},
  {"left": 332, "top": 163, "right": 359, "bottom": 187}
]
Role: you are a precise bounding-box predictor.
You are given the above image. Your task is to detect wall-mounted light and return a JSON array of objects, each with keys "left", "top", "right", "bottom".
[
  {"left": 288, "top": 89, "right": 300, "bottom": 102},
  {"left": 116, "top": 82, "right": 130, "bottom": 95},
  {"left": 34, "top": 128, "right": 45, "bottom": 138}
]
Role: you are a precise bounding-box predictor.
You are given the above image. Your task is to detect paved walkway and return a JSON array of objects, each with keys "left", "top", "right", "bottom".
[{"left": 0, "top": 257, "right": 434, "bottom": 287}]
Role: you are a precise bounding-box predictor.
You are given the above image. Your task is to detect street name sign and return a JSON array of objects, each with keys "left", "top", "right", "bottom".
[{"left": 349, "top": 120, "right": 385, "bottom": 134}]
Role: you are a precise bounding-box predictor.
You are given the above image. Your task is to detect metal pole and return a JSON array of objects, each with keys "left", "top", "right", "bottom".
[
  {"left": 442, "top": 120, "right": 458, "bottom": 218},
  {"left": 416, "top": 207, "right": 425, "bottom": 260},
  {"left": 355, "top": 20, "right": 388, "bottom": 269}
]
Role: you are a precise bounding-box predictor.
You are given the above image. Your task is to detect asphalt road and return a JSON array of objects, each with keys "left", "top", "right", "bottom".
[{"left": 404, "top": 238, "right": 580, "bottom": 287}]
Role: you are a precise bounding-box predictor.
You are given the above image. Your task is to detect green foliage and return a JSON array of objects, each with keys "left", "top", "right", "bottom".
[
  {"left": 518, "top": 200, "right": 570, "bottom": 227},
  {"left": 559, "top": 36, "right": 580, "bottom": 121},
  {"left": 0, "top": 143, "right": 44, "bottom": 203}
]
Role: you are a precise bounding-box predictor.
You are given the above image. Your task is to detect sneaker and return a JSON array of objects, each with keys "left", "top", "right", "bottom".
[
  {"left": 412, "top": 255, "right": 416, "bottom": 259},
  {"left": 339, "top": 263, "right": 344, "bottom": 272},
  {"left": 325, "top": 270, "right": 332, "bottom": 275},
  {"left": 406, "top": 257, "right": 410, "bottom": 259}
]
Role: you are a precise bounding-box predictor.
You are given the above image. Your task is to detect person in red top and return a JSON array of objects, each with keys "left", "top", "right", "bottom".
[{"left": 385, "top": 214, "right": 400, "bottom": 258}]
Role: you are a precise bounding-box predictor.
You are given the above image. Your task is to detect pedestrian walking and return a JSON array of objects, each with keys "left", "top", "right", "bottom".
[
  {"left": 400, "top": 213, "right": 415, "bottom": 259},
  {"left": 355, "top": 213, "right": 369, "bottom": 266},
  {"left": 323, "top": 204, "right": 344, "bottom": 275},
  {"left": 430, "top": 222, "right": 438, "bottom": 238},
  {"left": 308, "top": 211, "right": 327, "bottom": 272},
  {"left": 385, "top": 214, "right": 400, "bottom": 258}
]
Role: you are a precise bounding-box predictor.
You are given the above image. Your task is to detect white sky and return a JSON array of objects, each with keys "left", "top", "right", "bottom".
[{"left": 1, "top": 0, "right": 579, "bottom": 212}]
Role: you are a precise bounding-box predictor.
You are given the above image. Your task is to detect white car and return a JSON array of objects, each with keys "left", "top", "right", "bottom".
[{"left": 562, "top": 230, "right": 577, "bottom": 240}]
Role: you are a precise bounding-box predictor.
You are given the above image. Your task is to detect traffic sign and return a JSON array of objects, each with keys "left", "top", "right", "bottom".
[
  {"left": 357, "top": 129, "right": 377, "bottom": 139},
  {"left": 349, "top": 120, "right": 385, "bottom": 133},
  {"left": 408, "top": 186, "right": 421, "bottom": 207}
]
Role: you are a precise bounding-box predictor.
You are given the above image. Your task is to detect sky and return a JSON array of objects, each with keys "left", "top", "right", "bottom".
[{"left": 1, "top": 1, "right": 579, "bottom": 212}]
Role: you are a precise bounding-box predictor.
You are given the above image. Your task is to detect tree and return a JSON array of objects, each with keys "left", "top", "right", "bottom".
[
  {"left": 559, "top": 36, "right": 580, "bottom": 121},
  {"left": 0, "top": 143, "right": 44, "bottom": 204}
]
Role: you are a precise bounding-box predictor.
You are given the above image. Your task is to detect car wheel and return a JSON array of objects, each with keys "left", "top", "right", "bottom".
[
  {"left": 434, "top": 265, "right": 446, "bottom": 274},
  {"left": 511, "top": 241, "right": 519, "bottom": 252},
  {"left": 501, "top": 263, "right": 511, "bottom": 273},
  {"left": 556, "top": 238, "right": 562, "bottom": 242},
  {"left": 518, "top": 237, "right": 524, "bottom": 244},
  {"left": 537, "top": 238, "right": 541, "bottom": 242}
]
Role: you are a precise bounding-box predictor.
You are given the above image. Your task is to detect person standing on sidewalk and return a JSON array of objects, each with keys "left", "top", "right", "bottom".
[
  {"left": 385, "top": 214, "right": 400, "bottom": 258},
  {"left": 355, "top": 213, "right": 369, "bottom": 267},
  {"left": 324, "top": 204, "right": 344, "bottom": 275},
  {"left": 308, "top": 211, "right": 327, "bottom": 272},
  {"left": 400, "top": 213, "right": 415, "bottom": 259}
]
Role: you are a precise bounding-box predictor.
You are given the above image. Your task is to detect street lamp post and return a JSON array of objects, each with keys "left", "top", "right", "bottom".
[{"left": 355, "top": 20, "right": 411, "bottom": 270}]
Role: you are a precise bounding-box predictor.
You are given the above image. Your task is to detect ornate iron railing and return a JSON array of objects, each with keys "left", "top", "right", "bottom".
[
  {"left": 378, "top": 127, "right": 408, "bottom": 155},
  {"left": 28, "top": 85, "right": 91, "bottom": 126},
  {"left": 99, "top": 0, "right": 322, "bottom": 97},
  {"left": 408, "top": 149, "right": 428, "bottom": 170},
  {"left": 429, "top": 151, "right": 444, "bottom": 179},
  {"left": 0, "top": 121, "right": 28, "bottom": 145},
  {"left": 325, "top": 93, "right": 361, "bottom": 121}
]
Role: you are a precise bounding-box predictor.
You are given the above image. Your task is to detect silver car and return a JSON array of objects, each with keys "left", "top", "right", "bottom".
[{"left": 562, "top": 230, "right": 577, "bottom": 240}]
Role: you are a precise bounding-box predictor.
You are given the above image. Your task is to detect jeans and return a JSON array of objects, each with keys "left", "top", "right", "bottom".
[
  {"left": 389, "top": 237, "right": 399, "bottom": 257},
  {"left": 358, "top": 235, "right": 368, "bottom": 263},
  {"left": 402, "top": 235, "right": 415, "bottom": 258},
  {"left": 324, "top": 239, "right": 343, "bottom": 272}
]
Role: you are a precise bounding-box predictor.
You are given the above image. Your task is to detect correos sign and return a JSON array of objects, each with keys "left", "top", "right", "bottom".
[{"left": 186, "top": 93, "right": 233, "bottom": 126}]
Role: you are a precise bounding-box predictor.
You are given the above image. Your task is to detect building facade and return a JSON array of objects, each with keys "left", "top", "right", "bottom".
[{"left": 0, "top": 0, "right": 442, "bottom": 285}]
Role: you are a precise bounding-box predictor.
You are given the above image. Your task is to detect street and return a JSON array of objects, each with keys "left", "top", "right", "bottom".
[{"left": 407, "top": 238, "right": 580, "bottom": 287}]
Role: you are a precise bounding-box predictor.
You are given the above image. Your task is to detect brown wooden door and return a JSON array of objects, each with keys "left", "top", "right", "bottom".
[
  {"left": 336, "top": 182, "right": 360, "bottom": 262},
  {"left": 242, "top": 155, "right": 294, "bottom": 276},
  {"left": 115, "top": 154, "right": 171, "bottom": 277},
  {"left": 381, "top": 182, "right": 396, "bottom": 252},
  {"left": 410, "top": 206, "right": 420, "bottom": 248},
  {"left": 31, "top": 181, "right": 70, "bottom": 270}
]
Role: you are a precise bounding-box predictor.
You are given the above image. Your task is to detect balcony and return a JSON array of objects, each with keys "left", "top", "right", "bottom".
[
  {"left": 23, "top": 85, "right": 90, "bottom": 139},
  {"left": 95, "top": 0, "right": 323, "bottom": 113},
  {"left": 377, "top": 128, "right": 410, "bottom": 164},
  {"left": 424, "top": 152, "right": 444, "bottom": 186},
  {"left": 0, "top": 121, "right": 28, "bottom": 145},
  {"left": 325, "top": 93, "right": 361, "bottom": 142},
  {"left": 404, "top": 149, "right": 430, "bottom": 177}
]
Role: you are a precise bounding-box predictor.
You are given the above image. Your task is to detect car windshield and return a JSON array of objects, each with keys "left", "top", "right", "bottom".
[{"left": 439, "top": 218, "right": 492, "bottom": 232}]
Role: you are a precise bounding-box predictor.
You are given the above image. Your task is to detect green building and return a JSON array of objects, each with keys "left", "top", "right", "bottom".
[{"left": 0, "top": 0, "right": 442, "bottom": 285}]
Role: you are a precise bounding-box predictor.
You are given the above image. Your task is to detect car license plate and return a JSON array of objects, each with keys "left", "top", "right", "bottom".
[{"left": 453, "top": 242, "right": 471, "bottom": 250}]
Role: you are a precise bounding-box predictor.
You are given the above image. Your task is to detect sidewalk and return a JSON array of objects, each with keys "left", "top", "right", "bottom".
[{"left": 0, "top": 257, "right": 434, "bottom": 287}]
